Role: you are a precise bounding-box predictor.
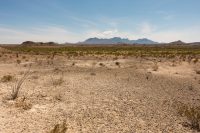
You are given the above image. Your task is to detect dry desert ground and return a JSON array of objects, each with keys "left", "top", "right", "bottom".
[{"left": 0, "top": 46, "right": 200, "bottom": 133}]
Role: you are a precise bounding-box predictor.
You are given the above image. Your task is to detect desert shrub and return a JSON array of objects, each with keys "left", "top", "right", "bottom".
[
  {"left": 16, "top": 59, "right": 21, "bottom": 64},
  {"left": 1, "top": 75, "right": 14, "bottom": 82},
  {"left": 50, "top": 121, "right": 67, "bottom": 133},
  {"left": 176, "top": 102, "right": 200, "bottom": 131},
  {"left": 22, "top": 56, "right": 26, "bottom": 59},
  {"left": 72, "top": 62, "right": 76, "bottom": 66},
  {"left": 115, "top": 62, "right": 120, "bottom": 66},
  {"left": 16, "top": 53, "right": 19, "bottom": 58},
  {"left": 99, "top": 63, "right": 105, "bottom": 67},
  {"left": 192, "top": 58, "right": 198, "bottom": 64}
]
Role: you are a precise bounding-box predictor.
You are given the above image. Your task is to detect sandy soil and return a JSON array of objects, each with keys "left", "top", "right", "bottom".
[{"left": 0, "top": 51, "right": 200, "bottom": 133}]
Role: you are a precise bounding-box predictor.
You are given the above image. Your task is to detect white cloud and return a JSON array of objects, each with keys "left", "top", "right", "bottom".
[
  {"left": 84, "top": 29, "right": 133, "bottom": 39},
  {"left": 139, "top": 22, "right": 155, "bottom": 34}
]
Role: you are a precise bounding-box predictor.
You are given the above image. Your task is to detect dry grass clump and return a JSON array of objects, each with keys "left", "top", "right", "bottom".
[
  {"left": 50, "top": 121, "right": 67, "bottom": 133},
  {"left": 1, "top": 75, "right": 14, "bottom": 82},
  {"left": 15, "top": 97, "right": 32, "bottom": 110},
  {"left": 175, "top": 102, "right": 200, "bottom": 131},
  {"left": 152, "top": 62, "right": 158, "bottom": 71},
  {"left": 51, "top": 76, "right": 64, "bottom": 87}
]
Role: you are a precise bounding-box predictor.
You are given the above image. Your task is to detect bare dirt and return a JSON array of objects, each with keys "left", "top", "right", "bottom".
[{"left": 0, "top": 51, "right": 200, "bottom": 132}]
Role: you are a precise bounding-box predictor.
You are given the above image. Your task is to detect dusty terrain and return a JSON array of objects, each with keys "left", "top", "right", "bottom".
[{"left": 0, "top": 46, "right": 200, "bottom": 133}]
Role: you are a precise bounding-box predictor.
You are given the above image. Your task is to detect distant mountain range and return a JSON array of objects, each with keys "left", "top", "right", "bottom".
[
  {"left": 20, "top": 39, "right": 200, "bottom": 46},
  {"left": 169, "top": 40, "right": 185, "bottom": 45},
  {"left": 79, "top": 37, "right": 158, "bottom": 44}
]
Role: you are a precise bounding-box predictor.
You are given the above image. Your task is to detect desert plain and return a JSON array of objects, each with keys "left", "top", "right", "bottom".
[{"left": 0, "top": 45, "right": 200, "bottom": 133}]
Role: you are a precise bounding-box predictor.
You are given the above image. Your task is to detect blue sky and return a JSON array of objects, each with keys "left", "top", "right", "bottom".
[{"left": 0, "top": 0, "right": 200, "bottom": 43}]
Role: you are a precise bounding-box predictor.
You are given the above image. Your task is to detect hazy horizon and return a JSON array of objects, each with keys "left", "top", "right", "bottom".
[{"left": 0, "top": 0, "right": 200, "bottom": 44}]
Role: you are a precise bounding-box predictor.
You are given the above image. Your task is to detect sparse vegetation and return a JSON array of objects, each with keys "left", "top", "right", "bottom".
[
  {"left": 72, "top": 62, "right": 76, "bottom": 66},
  {"left": 192, "top": 58, "right": 198, "bottom": 64},
  {"left": 115, "top": 62, "right": 120, "bottom": 66},
  {"left": 53, "top": 78, "right": 64, "bottom": 86},
  {"left": 51, "top": 75, "right": 64, "bottom": 87},
  {"left": 0, "top": 44, "right": 200, "bottom": 132},
  {"left": 16, "top": 59, "right": 21, "bottom": 64},
  {"left": 175, "top": 102, "right": 200, "bottom": 131},
  {"left": 50, "top": 121, "right": 67, "bottom": 133},
  {"left": 99, "top": 62, "right": 105, "bottom": 67},
  {"left": 9, "top": 69, "right": 30, "bottom": 100},
  {"left": 1, "top": 75, "right": 14, "bottom": 82},
  {"left": 152, "top": 62, "right": 158, "bottom": 71},
  {"left": 15, "top": 96, "right": 32, "bottom": 110},
  {"left": 3, "top": 45, "right": 200, "bottom": 57}
]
